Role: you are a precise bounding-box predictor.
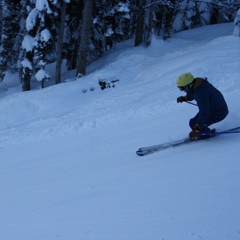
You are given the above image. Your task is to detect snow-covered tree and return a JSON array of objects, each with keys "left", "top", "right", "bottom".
[
  {"left": 34, "top": 0, "right": 59, "bottom": 88},
  {"left": 154, "top": 0, "right": 176, "bottom": 40},
  {"left": 21, "top": 0, "right": 59, "bottom": 90},
  {"left": 0, "top": 0, "right": 11, "bottom": 82},
  {"left": 0, "top": 0, "right": 238, "bottom": 91},
  {"left": 0, "top": 0, "right": 23, "bottom": 82},
  {"left": 20, "top": 0, "right": 35, "bottom": 91},
  {"left": 173, "top": 0, "right": 204, "bottom": 31},
  {"left": 109, "top": 1, "right": 131, "bottom": 43},
  {"left": 234, "top": 8, "right": 240, "bottom": 36},
  {"left": 64, "top": 0, "right": 84, "bottom": 70},
  {"left": 93, "top": 1, "right": 131, "bottom": 52}
]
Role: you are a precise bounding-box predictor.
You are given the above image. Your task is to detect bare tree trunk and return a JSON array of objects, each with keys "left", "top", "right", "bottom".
[
  {"left": 22, "top": 51, "right": 33, "bottom": 91},
  {"left": 145, "top": 0, "right": 154, "bottom": 46},
  {"left": 22, "top": 67, "right": 31, "bottom": 91},
  {"left": 135, "top": 0, "right": 146, "bottom": 46},
  {"left": 55, "top": 0, "right": 67, "bottom": 84},
  {"left": 76, "top": 0, "right": 93, "bottom": 77}
]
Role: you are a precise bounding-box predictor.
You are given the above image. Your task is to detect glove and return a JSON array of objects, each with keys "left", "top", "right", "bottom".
[{"left": 177, "top": 96, "right": 187, "bottom": 103}]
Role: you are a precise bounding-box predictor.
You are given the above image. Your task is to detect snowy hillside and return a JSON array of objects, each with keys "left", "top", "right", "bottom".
[{"left": 0, "top": 23, "right": 240, "bottom": 240}]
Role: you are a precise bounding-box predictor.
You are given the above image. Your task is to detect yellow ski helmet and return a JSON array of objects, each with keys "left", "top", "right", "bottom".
[{"left": 177, "top": 73, "right": 194, "bottom": 87}]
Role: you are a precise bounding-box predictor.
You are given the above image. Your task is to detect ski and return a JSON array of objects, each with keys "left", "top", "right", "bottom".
[
  {"left": 136, "top": 126, "right": 240, "bottom": 156},
  {"left": 136, "top": 138, "right": 191, "bottom": 156}
]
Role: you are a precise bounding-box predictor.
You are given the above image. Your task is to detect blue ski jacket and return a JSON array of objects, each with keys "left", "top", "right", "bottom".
[{"left": 186, "top": 78, "right": 228, "bottom": 126}]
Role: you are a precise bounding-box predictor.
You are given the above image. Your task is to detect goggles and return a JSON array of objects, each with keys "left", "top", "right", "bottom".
[
  {"left": 178, "top": 84, "right": 191, "bottom": 91},
  {"left": 178, "top": 86, "right": 186, "bottom": 91}
]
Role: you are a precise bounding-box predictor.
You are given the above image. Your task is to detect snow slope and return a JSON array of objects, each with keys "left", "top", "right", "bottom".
[{"left": 0, "top": 23, "right": 239, "bottom": 240}]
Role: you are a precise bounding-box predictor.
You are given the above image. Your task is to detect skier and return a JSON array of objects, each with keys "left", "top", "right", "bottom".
[{"left": 176, "top": 73, "right": 229, "bottom": 140}]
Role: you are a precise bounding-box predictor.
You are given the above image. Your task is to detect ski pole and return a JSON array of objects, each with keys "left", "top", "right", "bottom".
[{"left": 186, "top": 101, "right": 197, "bottom": 106}]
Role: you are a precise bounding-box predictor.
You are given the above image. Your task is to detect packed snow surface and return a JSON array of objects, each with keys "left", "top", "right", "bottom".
[{"left": 0, "top": 23, "right": 239, "bottom": 240}]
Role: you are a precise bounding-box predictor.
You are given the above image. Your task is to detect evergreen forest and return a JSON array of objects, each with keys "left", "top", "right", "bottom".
[{"left": 0, "top": 0, "right": 239, "bottom": 91}]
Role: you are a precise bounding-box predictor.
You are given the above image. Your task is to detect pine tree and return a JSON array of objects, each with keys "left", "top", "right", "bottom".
[
  {"left": 93, "top": 1, "right": 131, "bottom": 53},
  {"left": 0, "top": 0, "right": 238, "bottom": 91},
  {"left": 21, "top": 0, "right": 59, "bottom": 90},
  {"left": 34, "top": 0, "right": 59, "bottom": 88},
  {"left": 0, "top": 0, "right": 22, "bottom": 82},
  {"left": 64, "top": 0, "right": 84, "bottom": 70},
  {"left": 21, "top": 0, "right": 35, "bottom": 91},
  {"left": 154, "top": 0, "right": 176, "bottom": 40}
]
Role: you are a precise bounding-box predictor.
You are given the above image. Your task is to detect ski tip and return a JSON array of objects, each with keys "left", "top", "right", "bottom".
[{"left": 136, "top": 151, "right": 144, "bottom": 156}]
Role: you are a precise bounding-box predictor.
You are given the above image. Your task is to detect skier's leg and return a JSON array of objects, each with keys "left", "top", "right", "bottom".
[{"left": 189, "top": 113, "right": 199, "bottom": 129}]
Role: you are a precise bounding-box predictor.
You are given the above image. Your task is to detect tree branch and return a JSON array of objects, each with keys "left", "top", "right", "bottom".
[{"left": 144, "top": 0, "right": 240, "bottom": 10}]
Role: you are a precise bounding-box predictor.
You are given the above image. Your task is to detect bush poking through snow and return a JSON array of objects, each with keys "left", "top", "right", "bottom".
[{"left": 99, "top": 78, "right": 120, "bottom": 90}]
